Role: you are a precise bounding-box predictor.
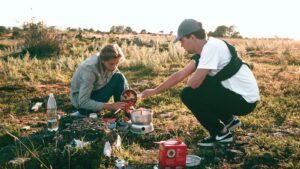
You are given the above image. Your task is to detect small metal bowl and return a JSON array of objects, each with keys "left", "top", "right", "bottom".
[
  {"left": 130, "top": 109, "right": 153, "bottom": 125},
  {"left": 121, "top": 89, "right": 137, "bottom": 104}
]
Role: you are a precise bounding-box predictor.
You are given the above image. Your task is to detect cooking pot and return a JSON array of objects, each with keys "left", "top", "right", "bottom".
[{"left": 130, "top": 109, "right": 153, "bottom": 125}]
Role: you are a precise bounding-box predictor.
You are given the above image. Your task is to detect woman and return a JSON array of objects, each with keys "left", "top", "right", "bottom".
[{"left": 70, "top": 44, "right": 129, "bottom": 117}]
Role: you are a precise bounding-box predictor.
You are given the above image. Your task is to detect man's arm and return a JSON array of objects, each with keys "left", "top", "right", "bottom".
[
  {"left": 142, "top": 60, "right": 197, "bottom": 97},
  {"left": 187, "top": 68, "right": 210, "bottom": 89}
]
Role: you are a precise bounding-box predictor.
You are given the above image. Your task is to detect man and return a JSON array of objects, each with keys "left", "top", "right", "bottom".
[
  {"left": 142, "top": 19, "right": 260, "bottom": 146},
  {"left": 70, "top": 44, "right": 129, "bottom": 117}
]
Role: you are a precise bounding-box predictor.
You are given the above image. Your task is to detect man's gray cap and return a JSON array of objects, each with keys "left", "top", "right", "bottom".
[{"left": 173, "top": 19, "right": 202, "bottom": 43}]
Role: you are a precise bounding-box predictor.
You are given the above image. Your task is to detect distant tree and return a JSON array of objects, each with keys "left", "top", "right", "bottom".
[
  {"left": 110, "top": 26, "right": 116, "bottom": 33},
  {"left": 110, "top": 25, "right": 125, "bottom": 34},
  {"left": 5, "top": 27, "right": 12, "bottom": 34},
  {"left": 169, "top": 31, "right": 173, "bottom": 35},
  {"left": 0, "top": 26, "right": 7, "bottom": 35},
  {"left": 22, "top": 21, "right": 62, "bottom": 57},
  {"left": 88, "top": 28, "right": 94, "bottom": 32},
  {"left": 228, "top": 26, "right": 242, "bottom": 38},
  {"left": 159, "top": 30, "right": 164, "bottom": 34},
  {"left": 12, "top": 27, "right": 22, "bottom": 39},
  {"left": 140, "top": 29, "right": 147, "bottom": 34},
  {"left": 117, "top": 26, "right": 125, "bottom": 33},
  {"left": 124, "top": 26, "right": 133, "bottom": 33},
  {"left": 209, "top": 25, "right": 228, "bottom": 37},
  {"left": 67, "top": 27, "right": 77, "bottom": 32},
  {"left": 75, "top": 30, "right": 83, "bottom": 39},
  {"left": 12, "top": 27, "right": 21, "bottom": 32},
  {"left": 231, "top": 32, "right": 242, "bottom": 38},
  {"left": 95, "top": 30, "right": 102, "bottom": 33},
  {"left": 208, "top": 25, "right": 242, "bottom": 38}
]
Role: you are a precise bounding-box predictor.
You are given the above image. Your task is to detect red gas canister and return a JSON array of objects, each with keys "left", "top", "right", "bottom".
[{"left": 155, "top": 140, "right": 187, "bottom": 169}]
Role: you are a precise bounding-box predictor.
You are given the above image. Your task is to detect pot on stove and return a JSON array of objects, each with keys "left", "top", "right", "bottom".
[{"left": 130, "top": 109, "right": 153, "bottom": 125}]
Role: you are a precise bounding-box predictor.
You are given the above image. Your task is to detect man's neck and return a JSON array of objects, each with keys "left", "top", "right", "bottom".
[{"left": 195, "top": 39, "right": 207, "bottom": 55}]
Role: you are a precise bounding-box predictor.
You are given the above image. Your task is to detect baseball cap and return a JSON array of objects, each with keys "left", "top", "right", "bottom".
[{"left": 173, "top": 19, "right": 202, "bottom": 43}]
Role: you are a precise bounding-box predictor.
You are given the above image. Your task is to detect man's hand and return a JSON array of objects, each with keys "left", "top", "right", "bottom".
[{"left": 141, "top": 89, "right": 156, "bottom": 98}]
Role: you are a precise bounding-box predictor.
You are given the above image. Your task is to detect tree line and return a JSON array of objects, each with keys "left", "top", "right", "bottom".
[{"left": 1, "top": 24, "right": 243, "bottom": 38}]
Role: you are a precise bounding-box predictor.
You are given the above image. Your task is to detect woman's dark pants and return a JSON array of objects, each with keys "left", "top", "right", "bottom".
[{"left": 79, "top": 73, "right": 126, "bottom": 115}]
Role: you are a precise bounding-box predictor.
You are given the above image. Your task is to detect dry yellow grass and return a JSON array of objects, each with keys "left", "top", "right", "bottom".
[{"left": 0, "top": 33, "right": 299, "bottom": 168}]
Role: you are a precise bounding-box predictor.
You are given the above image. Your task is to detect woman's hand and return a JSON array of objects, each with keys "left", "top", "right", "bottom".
[
  {"left": 113, "top": 102, "right": 126, "bottom": 110},
  {"left": 104, "top": 102, "right": 126, "bottom": 110},
  {"left": 141, "top": 89, "right": 157, "bottom": 98}
]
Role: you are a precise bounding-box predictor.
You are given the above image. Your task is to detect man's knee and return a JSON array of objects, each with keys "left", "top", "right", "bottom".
[{"left": 180, "top": 87, "right": 195, "bottom": 103}]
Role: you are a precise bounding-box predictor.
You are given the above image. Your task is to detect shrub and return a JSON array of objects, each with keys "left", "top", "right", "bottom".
[
  {"left": 22, "top": 21, "right": 62, "bottom": 58},
  {"left": 11, "top": 27, "right": 22, "bottom": 39},
  {"left": 0, "top": 26, "right": 8, "bottom": 36}
]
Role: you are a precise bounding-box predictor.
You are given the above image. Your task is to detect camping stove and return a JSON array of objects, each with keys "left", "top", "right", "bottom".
[
  {"left": 130, "top": 123, "right": 154, "bottom": 134},
  {"left": 130, "top": 108, "right": 154, "bottom": 134}
]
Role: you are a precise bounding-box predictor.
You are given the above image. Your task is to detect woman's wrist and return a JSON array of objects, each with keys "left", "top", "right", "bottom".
[{"left": 103, "top": 103, "right": 113, "bottom": 110}]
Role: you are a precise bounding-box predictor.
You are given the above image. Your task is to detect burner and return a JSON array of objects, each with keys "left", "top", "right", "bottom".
[{"left": 130, "top": 123, "right": 154, "bottom": 134}]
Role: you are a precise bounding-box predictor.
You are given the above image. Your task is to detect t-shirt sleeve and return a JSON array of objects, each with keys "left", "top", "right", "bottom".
[{"left": 197, "top": 44, "right": 221, "bottom": 70}]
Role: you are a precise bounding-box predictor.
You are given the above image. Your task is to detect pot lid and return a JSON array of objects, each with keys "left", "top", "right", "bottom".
[{"left": 186, "top": 155, "right": 202, "bottom": 167}]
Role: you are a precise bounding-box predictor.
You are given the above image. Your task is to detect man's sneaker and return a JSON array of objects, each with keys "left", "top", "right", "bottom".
[
  {"left": 197, "top": 130, "right": 233, "bottom": 147},
  {"left": 197, "top": 136, "right": 215, "bottom": 147},
  {"left": 70, "top": 111, "right": 86, "bottom": 118},
  {"left": 225, "top": 116, "right": 241, "bottom": 130}
]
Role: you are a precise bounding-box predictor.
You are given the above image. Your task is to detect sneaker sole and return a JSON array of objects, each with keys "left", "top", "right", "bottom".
[
  {"left": 197, "top": 142, "right": 214, "bottom": 147},
  {"left": 219, "top": 137, "right": 233, "bottom": 143},
  {"left": 197, "top": 137, "right": 233, "bottom": 147},
  {"left": 226, "top": 121, "right": 241, "bottom": 130}
]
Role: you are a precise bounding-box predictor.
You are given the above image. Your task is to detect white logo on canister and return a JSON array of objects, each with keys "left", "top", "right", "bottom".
[{"left": 167, "top": 149, "right": 176, "bottom": 158}]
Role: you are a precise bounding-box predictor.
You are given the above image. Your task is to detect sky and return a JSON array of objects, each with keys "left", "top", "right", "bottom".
[{"left": 1, "top": 0, "right": 299, "bottom": 40}]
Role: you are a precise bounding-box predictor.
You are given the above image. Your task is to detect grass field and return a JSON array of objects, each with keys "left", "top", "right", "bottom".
[{"left": 0, "top": 32, "right": 299, "bottom": 169}]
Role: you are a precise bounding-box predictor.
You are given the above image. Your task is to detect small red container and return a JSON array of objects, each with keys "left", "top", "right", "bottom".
[{"left": 155, "top": 140, "right": 187, "bottom": 169}]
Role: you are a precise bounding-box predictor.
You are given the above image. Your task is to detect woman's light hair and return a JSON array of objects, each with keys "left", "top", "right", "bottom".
[{"left": 99, "top": 44, "right": 125, "bottom": 61}]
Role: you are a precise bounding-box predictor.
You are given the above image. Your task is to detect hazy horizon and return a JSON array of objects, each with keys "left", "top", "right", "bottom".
[{"left": 1, "top": 0, "right": 299, "bottom": 40}]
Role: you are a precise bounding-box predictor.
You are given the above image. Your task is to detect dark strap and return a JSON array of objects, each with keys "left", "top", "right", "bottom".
[
  {"left": 213, "top": 40, "right": 247, "bottom": 81},
  {"left": 191, "top": 54, "right": 200, "bottom": 68},
  {"left": 191, "top": 40, "right": 249, "bottom": 81}
]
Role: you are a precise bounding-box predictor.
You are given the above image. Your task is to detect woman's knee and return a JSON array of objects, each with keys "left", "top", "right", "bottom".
[
  {"left": 109, "top": 73, "right": 126, "bottom": 88},
  {"left": 112, "top": 73, "right": 125, "bottom": 82}
]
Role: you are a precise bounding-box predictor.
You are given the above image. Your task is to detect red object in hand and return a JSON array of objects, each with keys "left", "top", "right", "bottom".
[
  {"left": 155, "top": 140, "right": 187, "bottom": 169},
  {"left": 125, "top": 101, "right": 135, "bottom": 112},
  {"left": 121, "top": 90, "right": 137, "bottom": 106},
  {"left": 101, "top": 118, "right": 117, "bottom": 124}
]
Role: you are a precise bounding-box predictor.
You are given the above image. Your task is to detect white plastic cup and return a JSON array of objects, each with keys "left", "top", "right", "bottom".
[{"left": 89, "top": 113, "right": 98, "bottom": 118}]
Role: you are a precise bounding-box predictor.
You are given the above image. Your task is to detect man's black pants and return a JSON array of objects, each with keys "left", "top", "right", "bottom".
[{"left": 180, "top": 76, "right": 257, "bottom": 136}]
